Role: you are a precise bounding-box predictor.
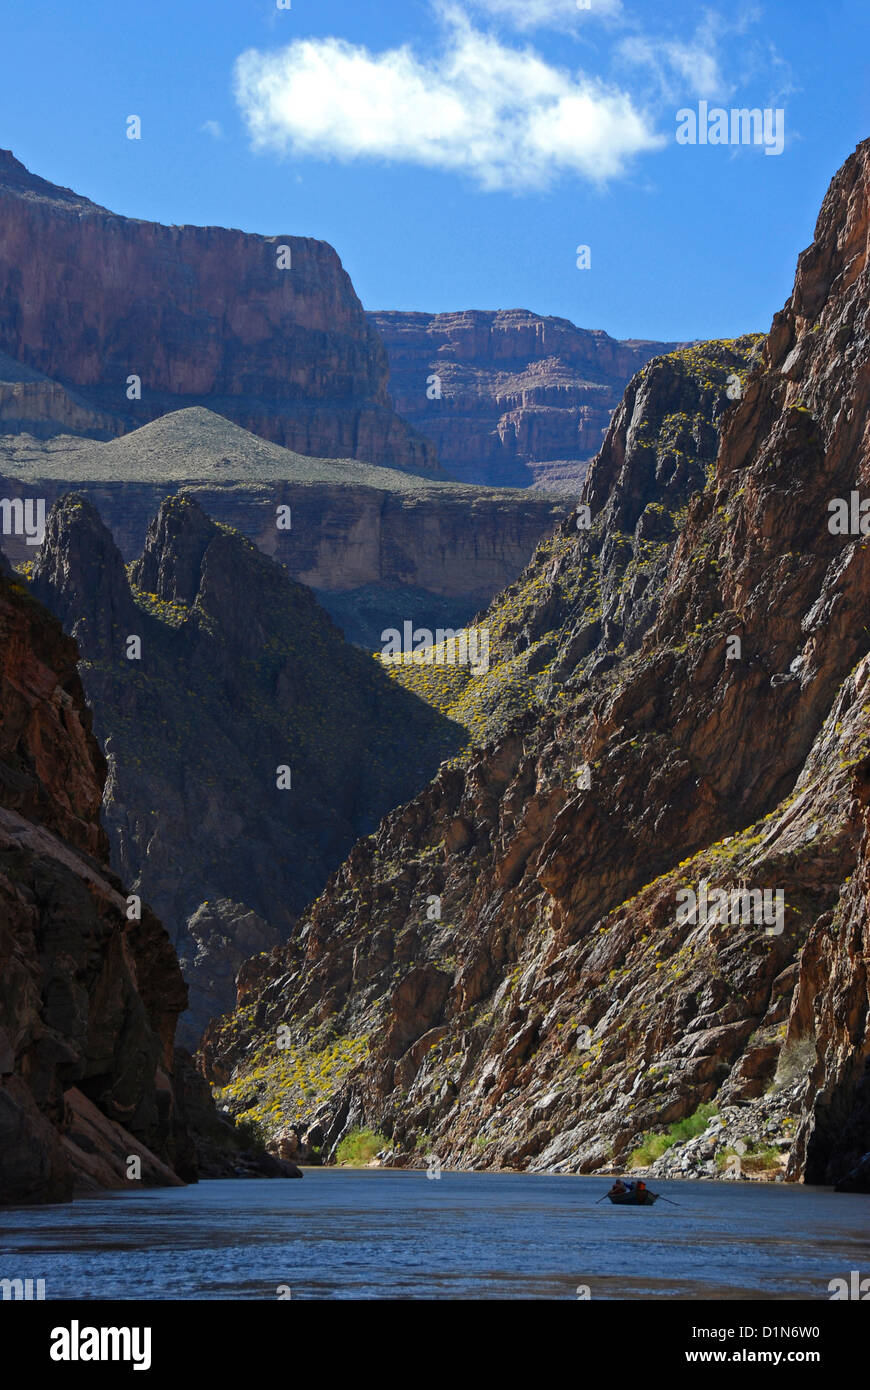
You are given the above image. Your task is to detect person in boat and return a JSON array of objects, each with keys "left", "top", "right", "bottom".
[
  {"left": 635, "top": 1181, "right": 647, "bottom": 1200},
  {"left": 609, "top": 1179, "right": 628, "bottom": 1196}
]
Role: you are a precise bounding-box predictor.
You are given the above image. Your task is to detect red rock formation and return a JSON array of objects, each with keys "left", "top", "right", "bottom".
[
  {"left": 368, "top": 309, "right": 680, "bottom": 488},
  {"left": 203, "top": 139, "right": 870, "bottom": 1189},
  {"left": 0, "top": 553, "right": 195, "bottom": 1202},
  {"left": 0, "top": 150, "right": 439, "bottom": 474}
]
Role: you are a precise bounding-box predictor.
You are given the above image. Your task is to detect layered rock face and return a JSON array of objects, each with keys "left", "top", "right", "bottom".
[
  {"left": 369, "top": 309, "right": 679, "bottom": 489},
  {"left": 0, "top": 150, "right": 438, "bottom": 474},
  {"left": 0, "top": 351, "right": 120, "bottom": 440},
  {"left": 203, "top": 139, "right": 870, "bottom": 1189},
  {"left": 0, "top": 407, "right": 567, "bottom": 647},
  {"left": 0, "top": 553, "right": 195, "bottom": 1203},
  {"left": 30, "top": 494, "right": 464, "bottom": 1046}
]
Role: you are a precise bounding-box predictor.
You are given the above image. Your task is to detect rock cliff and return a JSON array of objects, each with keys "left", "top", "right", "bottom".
[
  {"left": 0, "top": 149, "right": 438, "bottom": 474},
  {"left": 369, "top": 309, "right": 680, "bottom": 488},
  {"left": 202, "top": 139, "right": 870, "bottom": 1190},
  {"left": 0, "top": 351, "right": 120, "bottom": 440},
  {"left": 29, "top": 494, "right": 464, "bottom": 1046},
  {"left": 0, "top": 552, "right": 195, "bottom": 1202}
]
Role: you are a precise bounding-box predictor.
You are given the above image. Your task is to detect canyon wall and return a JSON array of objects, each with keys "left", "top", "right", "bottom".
[
  {"left": 0, "top": 551, "right": 197, "bottom": 1202},
  {"left": 369, "top": 309, "right": 679, "bottom": 489},
  {"left": 0, "top": 149, "right": 438, "bottom": 474},
  {"left": 29, "top": 494, "right": 465, "bottom": 1046},
  {"left": 203, "top": 140, "right": 870, "bottom": 1190}
]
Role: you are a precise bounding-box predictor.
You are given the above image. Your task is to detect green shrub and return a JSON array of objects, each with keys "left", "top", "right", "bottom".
[
  {"left": 629, "top": 1103, "right": 718, "bottom": 1168},
  {"left": 667, "top": 1102, "right": 718, "bottom": 1143},
  {"left": 235, "top": 1115, "right": 268, "bottom": 1151},
  {"left": 716, "top": 1142, "right": 780, "bottom": 1174},
  {"left": 334, "top": 1128, "right": 388, "bottom": 1166}
]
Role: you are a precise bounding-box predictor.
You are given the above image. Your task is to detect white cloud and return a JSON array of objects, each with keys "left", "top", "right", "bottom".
[
  {"left": 233, "top": 19, "right": 661, "bottom": 192},
  {"left": 200, "top": 120, "right": 224, "bottom": 139},
  {"left": 613, "top": 9, "right": 791, "bottom": 106},
  {"left": 461, "top": 0, "right": 623, "bottom": 30},
  {"left": 616, "top": 34, "right": 730, "bottom": 102}
]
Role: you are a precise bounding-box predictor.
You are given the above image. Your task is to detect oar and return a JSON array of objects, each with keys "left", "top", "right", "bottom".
[
  {"left": 594, "top": 1193, "right": 611, "bottom": 1203},
  {"left": 653, "top": 1192, "right": 681, "bottom": 1206}
]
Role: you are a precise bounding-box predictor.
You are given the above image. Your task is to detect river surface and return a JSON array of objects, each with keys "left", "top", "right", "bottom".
[{"left": 1, "top": 1171, "right": 867, "bottom": 1300}]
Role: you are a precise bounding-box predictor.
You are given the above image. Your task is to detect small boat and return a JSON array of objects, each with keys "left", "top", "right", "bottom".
[{"left": 607, "top": 1189, "right": 659, "bottom": 1206}]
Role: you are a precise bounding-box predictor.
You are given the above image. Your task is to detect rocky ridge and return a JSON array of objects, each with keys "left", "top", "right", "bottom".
[
  {"left": 28, "top": 493, "right": 464, "bottom": 1046},
  {"left": 383, "top": 336, "right": 761, "bottom": 747},
  {"left": 201, "top": 139, "right": 870, "bottom": 1191}
]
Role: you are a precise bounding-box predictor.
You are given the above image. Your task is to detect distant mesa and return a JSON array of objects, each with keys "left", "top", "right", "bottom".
[{"left": 0, "top": 406, "right": 448, "bottom": 490}]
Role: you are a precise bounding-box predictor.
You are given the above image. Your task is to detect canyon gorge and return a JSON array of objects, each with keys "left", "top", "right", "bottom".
[
  {"left": 2, "top": 137, "right": 869, "bottom": 1203},
  {"left": 203, "top": 139, "right": 870, "bottom": 1192}
]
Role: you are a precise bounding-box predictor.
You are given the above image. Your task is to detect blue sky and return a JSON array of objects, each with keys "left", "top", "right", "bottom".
[{"left": 1, "top": 0, "right": 867, "bottom": 342}]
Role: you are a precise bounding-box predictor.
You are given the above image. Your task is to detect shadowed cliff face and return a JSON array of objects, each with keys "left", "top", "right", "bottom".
[
  {"left": 0, "top": 149, "right": 439, "bottom": 474},
  {"left": 368, "top": 309, "right": 681, "bottom": 488},
  {"left": 202, "top": 139, "right": 870, "bottom": 1189},
  {"left": 30, "top": 494, "right": 465, "bottom": 1047},
  {"left": 0, "top": 350, "right": 120, "bottom": 440},
  {"left": 0, "top": 553, "right": 196, "bottom": 1203}
]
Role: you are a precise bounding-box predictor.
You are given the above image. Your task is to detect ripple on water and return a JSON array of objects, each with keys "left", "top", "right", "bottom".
[{"left": 1, "top": 1173, "right": 867, "bottom": 1300}]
